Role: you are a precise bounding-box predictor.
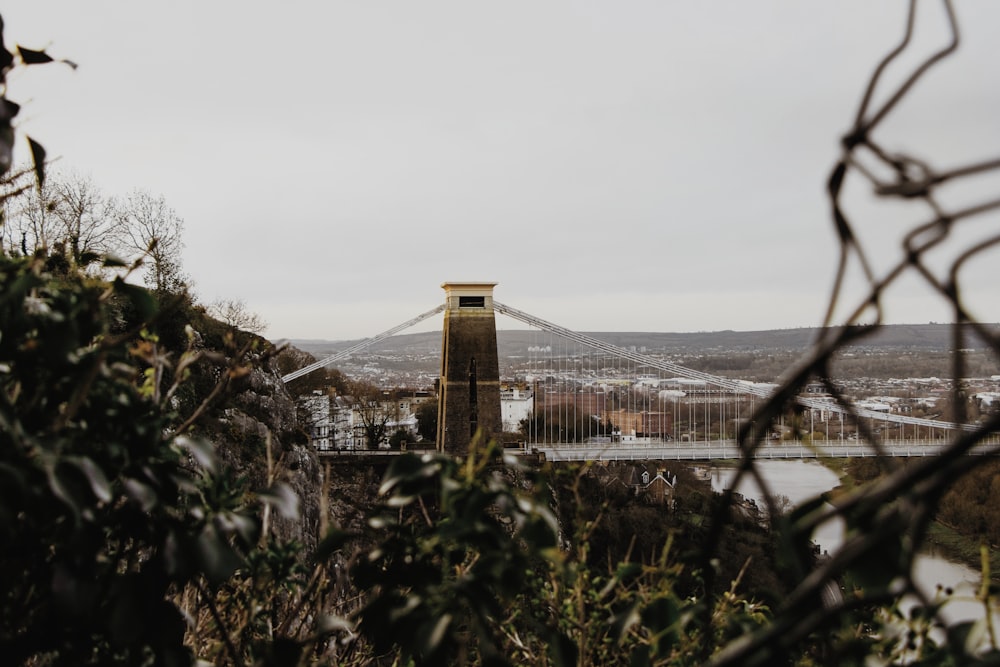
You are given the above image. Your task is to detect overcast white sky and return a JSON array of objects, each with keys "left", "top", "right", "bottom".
[{"left": 4, "top": 1, "right": 999, "bottom": 340}]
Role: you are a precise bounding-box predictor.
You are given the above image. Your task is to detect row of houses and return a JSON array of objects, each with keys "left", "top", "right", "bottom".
[
  {"left": 299, "top": 391, "right": 428, "bottom": 451},
  {"left": 300, "top": 383, "right": 706, "bottom": 449},
  {"left": 302, "top": 387, "right": 533, "bottom": 450}
]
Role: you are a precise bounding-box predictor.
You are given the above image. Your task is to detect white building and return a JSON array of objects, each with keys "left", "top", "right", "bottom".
[
  {"left": 332, "top": 395, "right": 359, "bottom": 450},
  {"left": 300, "top": 391, "right": 429, "bottom": 451},
  {"left": 500, "top": 386, "right": 534, "bottom": 434},
  {"left": 298, "top": 391, "right": 333, "bottom": 451}
]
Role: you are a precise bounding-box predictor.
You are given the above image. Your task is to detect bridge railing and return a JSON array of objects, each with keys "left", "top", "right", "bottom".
[{"left": 532, "top": 438, "right": 1000, "bottom": 462}]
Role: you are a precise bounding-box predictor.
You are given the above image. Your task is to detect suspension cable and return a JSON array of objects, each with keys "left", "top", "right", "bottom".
[
  {"left": 280, "top": 304, "right": 445, "bottom": 383},
  {"left": 493, "top": 300, "right": 970, "bottom": 432}
]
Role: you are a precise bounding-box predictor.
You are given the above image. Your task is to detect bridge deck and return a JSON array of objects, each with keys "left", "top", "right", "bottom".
[
  {"left": 533, "top": 439, "right": 1000, "bottom": 462},
  {"left": 316, "top": 438, "right": 1000, "bottom": 462}
]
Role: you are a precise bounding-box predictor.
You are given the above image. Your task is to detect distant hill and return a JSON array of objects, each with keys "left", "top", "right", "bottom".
[{"left": 279, "top": 323, "right": 999, "bottom": 360}]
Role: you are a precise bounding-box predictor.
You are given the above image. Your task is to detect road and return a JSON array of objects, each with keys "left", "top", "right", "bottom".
[{"left": 316, "top": 438, "right": 1000, "bottom": 462}]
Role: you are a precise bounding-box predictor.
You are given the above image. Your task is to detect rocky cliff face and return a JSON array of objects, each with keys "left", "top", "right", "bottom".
[
  {"left": 321, "top": 458, "right": 391, "bottom": 537},
  {"left": 208, "top": 353, "right": 325, "bottom": 552},
  {"left": 201, "top": 343, "right": 398, "bottom": 556}
]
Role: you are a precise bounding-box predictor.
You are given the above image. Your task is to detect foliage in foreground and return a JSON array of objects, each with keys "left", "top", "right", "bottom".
[
  {"left": 0, "top": 141, "right": 998, "bottom": 664},
  {"left": 0, "top": 249, "right": 774, "bottom": 665},
  {"left": 0, "top": 251, "right": 297, "bottom": 665},
  {"left": 353, "top": 446, "right": 776, "bottom": 666},
  {"left": 7, "top": 248, "right": 1000, "bottom": 666},
  {"left": 6, "top": 4, "right": 1000, "bottom": 663}
]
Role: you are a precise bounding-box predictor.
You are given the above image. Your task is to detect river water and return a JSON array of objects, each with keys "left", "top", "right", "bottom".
[{"left": 710, "top": 460, "right": 990, "bottom": 632}]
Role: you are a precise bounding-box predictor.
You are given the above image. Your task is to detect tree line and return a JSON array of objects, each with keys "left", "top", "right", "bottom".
[
  {"left": 1, "top": 167, "right": 268, "bottom": 334},
  {"left": 2, "top": 170, "right": 186, "bottom": 293}
]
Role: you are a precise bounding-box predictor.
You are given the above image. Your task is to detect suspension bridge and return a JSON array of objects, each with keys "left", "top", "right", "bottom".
[{"left": 284, "top": 283, "right": 999, "bottom": 461}]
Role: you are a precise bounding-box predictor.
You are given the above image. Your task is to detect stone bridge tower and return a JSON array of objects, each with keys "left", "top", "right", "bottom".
[{"left": 436, "top": 282, "right": 501, "bottom": 456}]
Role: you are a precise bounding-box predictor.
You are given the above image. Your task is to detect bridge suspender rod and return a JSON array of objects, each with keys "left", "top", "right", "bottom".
[
  {"left": 794, "top": 394, "right": 970, "bottom": 431},
  {"left": 492, "top": 301, "right": 967, "bottom": 433},
  {"left": 280, "top": 304, "right": 446, "bottom": 384},
  {"left": 494, "top": 301, "right": 772, "bottom": 396}
]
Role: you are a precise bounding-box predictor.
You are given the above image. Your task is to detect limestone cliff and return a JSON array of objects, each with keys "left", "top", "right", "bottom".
[{"left": 199, "top": 347, "right": 325, "bottom": 553}]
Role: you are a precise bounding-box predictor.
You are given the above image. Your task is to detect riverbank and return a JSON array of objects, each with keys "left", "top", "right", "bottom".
[
  {"left": 822, "top": 458, "right": 1000, "bottom": 582},
  {"left": 924, "top": 522, "right": 1000, "bottom": 584}
]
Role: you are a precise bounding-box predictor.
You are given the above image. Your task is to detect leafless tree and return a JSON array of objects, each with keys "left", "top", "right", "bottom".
[
  {"left": 3, "top": 170, "right": 121, "bottom": 266},
  {"left": 350, "top": 381, "right": 393, "bottom": 450},
  {"left": 118, "top": 189, "right": 186, "bottom": 293},
  {"left": 209, "top": 298, "right": 268, "bottom": 335},
  {"left": 4, "top": 170, "right": 120, "bottom": 266},
  {"left": 49, "top": 172, "right": 121, "bottom": 266},
  {"left": 2, "top": 171, "right": 60, "bottom": 256}
]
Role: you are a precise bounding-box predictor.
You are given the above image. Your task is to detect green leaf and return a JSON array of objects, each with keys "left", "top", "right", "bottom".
[
  {"left": 641, "top": 596, "right": 681, "bottom": 653},
  {"left": 0, "top": 37, "right": 14, "bottom": 72},
  {"left": 610, "top": 598, "right": 642, "bottom": 642},
  {"left": 163, "top": 529, "right": 195, "bottom": 579},
  {"left": 787, "top": 493, "right": 827, "bottom": 526},
  {"left": 109, "top": 577, "right": 145, "bottom": 645},
  {"left": 418, "top": 613, "right": 452, "bottom": 658},
  {"left": 216, "top": 511, "right": 259, "bottom": 546},
  {"left": 614, "top": 561, "right": 643, "bottom": 584},
  {"left": 548, "top": 630, "right": 579, "bottom": 667},
  {"left": 26, "top": 136, "right": 45, "bottom": 190},
  {"left": 315, "top": 527, "right": 352, "bottom": 562},
  {"left": 845, "top": 528, "right": 905, "bottom": 593},
  {"left": 78, "top": 251, "right": 102, "bottom": 267},
  {"left": 263, "top": 637, "right": 302, "bottom": 667},
  {"left": 66, "top": 455, "right": 112, "bottom": 504},
  {"left": 0, "top": 462, "right": 27, "bottom": 502},
  {"left": 101, "top": 255, "right": 129, "bottom": 268},
  {"left": 629, "top": 646, "right": 651, "bottom": 667},
  {"left": 124, "top": 477, "right": 159, "bottom": 512},
  {"left": 174, "top": 435, "right": 217, "bottom": 474},
  {"left": 0, "top": 102, "right": 16, "bottom": 175},
  {"left": 112, "top": 277, "right": 157, "bottom": 321},
  {"left": 379, "top": 452, "right": 444, "bottom": 496},
  {"left": 946, "top": 621, "right": 976, "bottom": 654},
  {"left": 259, "top": 482, "right": 300, "bottom": 520},
  {"left": 17, "top": 45, "right": 55, "bottom": 65},
  {"left": 196, "top": 522, "right": 244, "bottom": 586},
  {"left": 15, "top": 45, "right": 78, "bottom": 70},
  {"left": 520, "top": 512, "right": 558, "bottom": 550},
  {"left": 150, "top": 604, "right": 190, "bottom": 667},
  {"left": 51, "top": 563, "right": 100, "bottom": 617},
  {"left": 48, "top": 461, "right": 88, "bottom": 521},
  {"left": 316, "top": 614, "right": 353, "bottom": 635}
]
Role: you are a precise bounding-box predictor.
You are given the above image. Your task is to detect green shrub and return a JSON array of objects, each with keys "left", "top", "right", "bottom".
[{"left": 0, "top": 252, "right": 297, "bottom": 665}]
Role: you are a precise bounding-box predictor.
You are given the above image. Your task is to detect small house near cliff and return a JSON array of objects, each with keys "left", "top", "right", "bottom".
[
  {"left": 600, "top": 463, "right": 677, "bottom": 506},
  {"left": 640, "top": 470, "right": 677, "bottom": 506}
]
